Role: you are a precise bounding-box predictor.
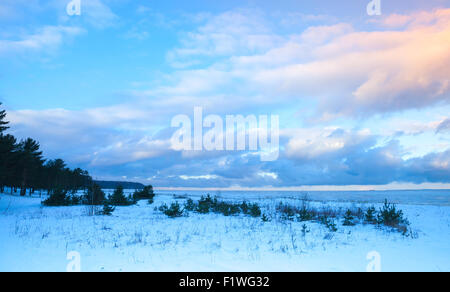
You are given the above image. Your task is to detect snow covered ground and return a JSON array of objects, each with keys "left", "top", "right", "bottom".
[{"left": 0, "top": 191, "right": 449, "bottom": 272}]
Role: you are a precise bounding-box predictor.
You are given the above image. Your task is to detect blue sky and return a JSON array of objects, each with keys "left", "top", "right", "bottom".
[{"left": 1, "top": 0, "right": 449, "bottom": 190}]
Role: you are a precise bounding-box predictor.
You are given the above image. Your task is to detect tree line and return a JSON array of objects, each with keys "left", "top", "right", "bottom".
[{"left": 0, "top": 103, "right": 93, "bottom": 196}]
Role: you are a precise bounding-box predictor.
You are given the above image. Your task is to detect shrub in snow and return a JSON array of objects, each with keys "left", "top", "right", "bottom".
[
  {"left": 301, "top": 224, "right": 310, "bottom": 237},
  {"left": 101, "top": 203, "right": 115, "bottom": 216},
  {"left": 364, "top": 206, "right": 377, "bottom": 224},
  {"left": 298, "top": 203, "right": 314, "bottom": 222},
  {"left": 215, "top": 201, "right": 241, "bottom": 216},
  {"left": 83, "top": 184, "right": 106, "bottom": 205},
  {"left": 277, "top": 202, "right": 297, "bottom": 221},
  {"left": 240, "top": 201, "right": 250, "bottom": 214},
  {"left": 277, "top": 201, "right": 315, "bottom": 221},
  {"left": 184, "top": 198, "right": 196, "bottom": 211},
  {"left": 108, "top": 186, "right": 135, "bottom": 206},
  {"left": 343, "top": 209, "right": 356, "bottom": 226},
  {"left": 248, "top": 203, "right": 262, "bottom": 217},
  {"left": 132, "top": 185, "right": 155, "bottom": 201},
  {"left": 261, "top": 213, "right": 271, "bottom": 222},
  {"left": 42, "top": 189, "right": 72, "bottom": 206},
  {"left": 181, "top": 196, "right": 263, "bottom": 218},
  {"left": 160, "top": 202, "right": 184, "bottom": 218},
  {"left": 320, "top": 216, "right": 338, "bottom": 232},
  {"left": 196, "top": 195, "right": 215, "bottom": 214},
  {"left": 377, "top": 200, "right": 409, "bottom": 229}
]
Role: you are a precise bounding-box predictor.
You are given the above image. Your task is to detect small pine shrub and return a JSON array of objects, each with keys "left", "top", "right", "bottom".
[
  {"left": 109, "top": 186, "right": 135, "bottom": 206},
  {"left": 277, "top": 202, "right": 297, "bottom": 221},
  {"left": 184, "top": 198, "right": 196, "bottom": 211},
  {"left": 365, "top": 206, "right": 377, "bottom": 224},
  {"left": 301, "top": 224, "right": 310, "bottom": 237},
  {"left": 343, "top": 209, "right": 355, "bottom": 226},
  {"left": 327, "top": 220, "right": 338, "bottom": 232},
  {"left": 298, "top": 204, "right": 314, "bottom": 221},
  {"left": 161, "top": 202, "right": 184, "bottom": 218},
  {"left": 196, "top": 195, "right": 215, "bottom": 214},
  {"left": 68, "top": 194, "right": 81, "bottom": 205},
  {"left": 178, "top": 196, "right": 263, "bottom": 218},
  {"left": 261, "top": 213, "right": 271, "bottom": 222},
  {"left": 355, "top": 207, "right": 365, "bottom": 220},
  {"left": 248, "top": 203, "right": 262, "bottom": 217},
  {"left": 101, "top": 203, "right": 115, "bottom": 216},
  {"left": 241, "top": 201, "right": 250, "bottom": 214},
  {"left": 377, "top": 200, "right": 409, "bottom": 228},
  {"left": 320, "top": 216, "right": 338, "bottom": 232},
  {"left": 43, "top": 189, "right": 71, "bottom": 206},
  {"left": 214, "top": 201, "right": 241, "bottom": 216},
  {"left": 84, "top": 184, "right": 106, "bottom": 205},
  {"left": 133, "top": 185, "right": 155, "bottom": 201}
]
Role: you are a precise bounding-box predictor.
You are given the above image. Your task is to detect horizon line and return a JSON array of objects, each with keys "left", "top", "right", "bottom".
[{"left": 152, "top": 182, "right": 450, "bottom": 192}]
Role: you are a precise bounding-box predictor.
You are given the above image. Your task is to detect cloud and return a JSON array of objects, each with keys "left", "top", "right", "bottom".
[
  {"left": 180, "top": 175, "right": 219, "bottom": 180},
  {"left": 3, "top": 6, "right": 450, "bottom": 188},
  {"left": 6, "top": 104, "right": 169, "bottom": 165},
  {"left": 82, "top": 0, "right": 118, "bottom": 28},
  {"left": 153, "top": 9, "right": 450, "bottom": 123},
  {"left": 283, "top": 128, "right": 375, "bottom": 161},
  {"left": 251, "top": 9, "right": 450, "bottom": 119},
  {"left": 167, "top": 9, "right": 283, "bottom": 67},
  {"left": 0, "top": 25, "right": 83, "bottom": 56},
  {"left": 9, "top": 103, "right": 449, "bottom": 187},
  {"left": 436, "top": 118, "right": 450, "bottom": 133},
  {"left": 377, "top": 9, "right": 450, "bottom": 28},
  {"left": 402, "top": 149, "right": 450, "bottom": 183},
  {"left": 56, "top": 0, "right": 119, "bottom": 29},
  {"left": 0, "top": 0, "right": 43, "bottom": 22}
]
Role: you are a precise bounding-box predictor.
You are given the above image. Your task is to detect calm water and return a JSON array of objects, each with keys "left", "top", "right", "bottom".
[{"left": 153, "top": 189, "right": 450, "bottom": 206}]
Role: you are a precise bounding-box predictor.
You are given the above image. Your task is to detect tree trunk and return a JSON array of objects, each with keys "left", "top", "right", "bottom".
[{"left": 20, "top": 169, "right": 27, "bottom": 196}]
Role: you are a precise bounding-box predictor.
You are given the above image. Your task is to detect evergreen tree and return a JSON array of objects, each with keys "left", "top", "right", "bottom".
[
  {"left": 0, "top": 134, "right": 18, "bottom": 192},
  {"left": 343, "top": 209, "right": 355, "bottom": 226},
  {"left": 101, "top": 202, "right": 115, "bottom": 216},
  {"left": 365, "top": 206, "right": 377, "bottom": 224},
  {"left": 0, "top": 103, "right": 9, "bottom": 133},
  {"left": 17, "top": 138, "right": 45, "bottom": 196},
  {"left": 84, "top": 183, "right": 106, "bottom": 205},
  {"left": 132, "top": 185, "right": 155, "bottom": 201},
  {"left": 109, "top": 185, "right": 134, "bottom": 206},
  {"left": 0, "top": 104, "right": 98, "bottom": 204},
  {"left": 44, "top": 159, "right": 67, "bottom": 194}
]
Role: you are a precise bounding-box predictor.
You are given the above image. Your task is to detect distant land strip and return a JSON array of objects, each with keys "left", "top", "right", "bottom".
[{"left": 94, "top": 180, "right": 145, "bottom": 190}]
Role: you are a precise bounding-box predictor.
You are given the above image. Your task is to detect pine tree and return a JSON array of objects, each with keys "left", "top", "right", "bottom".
[
  {"left": 101, "top": 203, "right": 115, "bottom": 216},
  {"left": 0, "top": 134, "right": 18, "bottom": 192},
  {"left": 108, "top": 185, "right": 134, "bottom": 206},
  {"left": 17, "top": 138, "right": 45, "bottom": 196},
  {"left": 85, "top": 183, "right": 106, "bottom": 205},
  {"left": 0, "top": 104, "right": 93, "bottom": 200},
  {"left": 0, "top": 103, "right": 9, "bottom": 133},
  {"left": 343, "top": 209, "right": 355, "bottom": 226},
  {"left": 44, "top": 159, "right": 67, "bottom": 193},
  {"left": 132, "top": 185, "right": 155, "bottom": 201},
  {"left": 365, "top": 206, "right": 377, "bottom": 224}
]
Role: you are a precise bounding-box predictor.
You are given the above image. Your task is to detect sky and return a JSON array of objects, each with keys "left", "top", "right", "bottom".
[{"left": 0, "top": 0, "right": 449, "bottom": 190}]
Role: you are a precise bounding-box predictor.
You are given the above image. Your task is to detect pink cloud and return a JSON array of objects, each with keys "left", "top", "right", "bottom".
[{"left": 251, "top": 9, "right": 450, "bottom": 120}]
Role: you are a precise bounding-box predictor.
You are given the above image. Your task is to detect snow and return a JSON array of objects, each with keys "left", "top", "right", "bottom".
[{"left": 0, "top": 191, "right": 449, "bottom": 272}]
